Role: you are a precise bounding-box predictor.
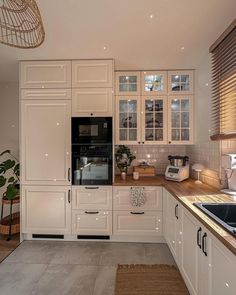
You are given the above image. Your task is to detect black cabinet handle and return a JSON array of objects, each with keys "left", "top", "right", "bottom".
[
  {"left": 197, "top": 227, "right": 202, "bottom": 249},
  {"left": 175, "top": 204, "right": 179, "bottom": 219},
  {"left": 202, "top": 232, "right": 207, "bottom": 256},
  {"left": 85, "top": 187, "right": 99, "bottom": 189},
  {"left": 68, "top": 190, "right": 71, "bottom": 204},
  {"left": 85, "top": 211, "right": 99, "bottom": 214},
  {"left": 68, "top": 168, "right": 71, "bottom": 182},
  {"left": 130, "top": 212, "right": 144, "bottom": 215}
]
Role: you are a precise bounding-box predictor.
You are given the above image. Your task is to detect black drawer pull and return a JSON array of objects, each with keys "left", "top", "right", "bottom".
[
  {"left": 130, "top": 212, "right": 145, "bottom": 215},
  {"left": 68, "top": 190, "right": 71, "bottom": 204},
  {"left": 85, "top": 211, "right": 99, "bottom": 214},
  {"left": 202, "top": 232, "right": 207, "bottom": 256},
  {"left": 175, "top": 204, "right": 179, "bottom": 219},
  {"left": 197, "top": 227, "right": 202, "bottom": 249},
  {"left": 85, "top": 187, "right": 99, "bottom": 189},
  {"left": 68, "top": 168, "right": 71, "bottom": 182}
]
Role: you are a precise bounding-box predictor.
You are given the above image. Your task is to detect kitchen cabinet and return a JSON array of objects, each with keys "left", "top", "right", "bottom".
[
  {"left": 72, "top": 88, "right": 113, "bottom": 116},
  {"left": 21, "top": 186, "right": 71, "bottom": 235},
  {"left": 141, "top": 71, "right": 167, "bottom": 95},
  {"left": 163, "top": 189, "right": 182, "bottom": 264},
  {"left": 20, "top": 60, "right": 71, "bottom": 89},
  {"left": 72, "top": 60, "right": 113, "bottom": 88},
  {"left": 115, "top": 71, "right": 141, "bottom": 95},
  {"left": 21, "top": 89, "right": 71, "bottom": 100},
  {"left": 113, "top": 186, "right": 163, "bottom": 236},
  {"left": 168, "top": 96, "right": 193, "bottom": 144},
  {"left": 168, "top": 70, "right": 194, "bottom": 95},
  {"left": 20, "top": 98, "right": 71, "bottom": 185},
  {"left": 211, "top": 236, "right": 236, "bottom": 295},
  {"left": 72, "top": 186, "right": 112, "bottom": 235}
]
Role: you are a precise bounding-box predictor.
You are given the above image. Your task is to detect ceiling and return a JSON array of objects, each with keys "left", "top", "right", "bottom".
[{"left": 0, "top": 0, "right": 235, "bottom": 82}]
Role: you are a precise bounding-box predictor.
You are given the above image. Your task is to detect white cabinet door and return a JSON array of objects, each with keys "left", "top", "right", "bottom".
[
  {"left": 21, "top": 99, "right": 71, "bottom": 185},
  {"left": 142, "top": 71, "right": 167, "bottom": 95},
  {"left": 181, "top": 209, "right": 198, "bottom": 295},
  {"left": 72, "top": 88, "right": 113, "bottom": 116},
  {"left": 211, "top": 237, "right": 236, "bottom": 295},
  {"left": 20, "top": 61, "right": 71, "bottom": 89},
  {"left": 115, "top": 71, "right": 141, "bottom": 95},
  {"left": 168, "top": 70, "right": 194, "bottom": 95},
  {"left": 72, "top": 186, "right": 112, "bottom": 210},
  {"left": 168, "top": 96, "right": 194, "bottom": 144},
  {"left": 20, "top": 89, "right": 71, "bottom": 100},
  {"left": 21, "top": 186, "right": 71, "bottom": 234},
  {"left": 72, "top": 210, "right": 112, "bottom": 235},
  {"left": 72, "top": 60, "right": 113, "bottom": 88},
  {"left": 113, "top": 186, "right": 162, "bottom": 211},
  {"left": 113, "top": 211, "right": 162, "bottom": 236},
  {"left": 142, "top": 96, "right": 168, "bottom": 144},
  {"left": 116, "top": 96, "right": 141, "bottom": 144}
]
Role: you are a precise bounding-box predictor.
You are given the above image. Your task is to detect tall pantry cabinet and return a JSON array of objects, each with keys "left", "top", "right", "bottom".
[{"left": 20, "top": 61, "right": 72, "bottom": 236}]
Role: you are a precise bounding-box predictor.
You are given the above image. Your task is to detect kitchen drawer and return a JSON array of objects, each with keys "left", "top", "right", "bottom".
[
  {"left": 72, "top": 186, "right": 112, "bottom": 210},
  {"left": 113, "top": 210, "right": 162, "bottom": 236},
  {"left": 72, "top": 210, "right": 112, "bottom": 235},
  {"left": 113, "top": 186, "right": 162, "bottom": 211}
]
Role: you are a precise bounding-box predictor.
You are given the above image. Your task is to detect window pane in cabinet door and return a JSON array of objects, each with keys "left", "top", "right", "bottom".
[
  {"left": 155, "top": 129, "right": 163, "bottom": 141},
  {"left": 172, "top": 129, "right": 180, "bottom": 141},
  {"left": 181, "top": 112, "right": 189, "bottom": 128},
  {"left": 129, "top": 84, "right": 137, "bottom": 92},
  {"left": 144, "top": 75, "right": 164, "bottom": 92},
  {"left": 145, "top": 100, "right": 154, "bottom": 112},
  {"left": 180, "top": 75, "right": 189, "bottom": 83},
  {"left": 181, "top": 129, "right": 189, "bottom": 141},
  {"left": 129, "top": 129, "right": 137, "bottom": 141},
  {"left": 145, "top": 129, "right": 154, "bottom": 141},
  {"left": 146, "top": 113, "right": 154, "bottom": 128},
  {"left": 155, "top": 100, "right": 163, "bottom": 111},
  {"left": 119, "top": 84, "right": 130, "bottom": 92},
  {"left": 182, "top": 83, "right": 190, "bottom": 91},
  {"left": 155, "top": 113, "right": 163, "bottom": 128},
  {"left": 120, "top": 113, "right": 127, "bottom": 128},
  {"left": 128, "top": 100, "right": 137, "bottom": 112},
  {"left": 172, "top": 112, "right": 180, "bottom": 128},
  {"left": 181, "top": 99, "right": 189, "bottom": 111},
  {"left": 119, "top": 100, "right": 128, "bottom": 112},
  {"left": 171, "top": 100, "right": 180, "bottom": 111},
  {"left": 120, "top": 129, "right": 127, "bottom": 141}
]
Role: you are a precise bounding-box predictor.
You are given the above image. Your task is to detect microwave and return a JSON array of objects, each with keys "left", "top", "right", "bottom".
[{"left": 72, "top": 117, "right": 112, "bottom": 144}]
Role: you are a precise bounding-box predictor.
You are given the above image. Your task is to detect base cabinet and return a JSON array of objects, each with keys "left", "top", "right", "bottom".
[{"left": 21, "top": 186, "right": 71, "bottom": 235}]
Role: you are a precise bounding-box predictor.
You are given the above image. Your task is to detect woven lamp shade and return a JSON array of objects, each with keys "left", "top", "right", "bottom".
[{"left": 0, "top": 0, "right": 45, "bottom": 48}]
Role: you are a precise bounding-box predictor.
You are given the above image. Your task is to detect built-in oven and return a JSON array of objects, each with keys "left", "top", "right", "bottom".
[{"left": 72, "top": 117, "right": 113, "bottom": 185}]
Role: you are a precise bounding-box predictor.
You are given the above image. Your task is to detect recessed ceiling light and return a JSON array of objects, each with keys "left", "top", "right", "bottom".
[
  {"left": 150, "top": 14, "right": 154, "bottom": 19},
  {"left": 205, "top": 83, "right": 209, "bottom": 86},
  {"left": 103, "top": 46, "right": 107, "bottom": 50},
  {"left": 181, "top": 46, "right": 185, "bottom": 50}
]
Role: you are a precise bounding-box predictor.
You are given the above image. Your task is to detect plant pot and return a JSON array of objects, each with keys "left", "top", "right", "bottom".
[{"left": 0, "top": 212, "right": 20, "bottom": 235}]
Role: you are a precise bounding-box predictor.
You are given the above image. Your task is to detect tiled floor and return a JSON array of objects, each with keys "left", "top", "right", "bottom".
[{"left": 0, "top": 241, "right": 175, "bottom": 295}]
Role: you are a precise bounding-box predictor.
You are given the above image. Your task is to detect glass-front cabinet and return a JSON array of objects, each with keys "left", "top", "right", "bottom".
[
  {"left": 142, "top": 71, "right": 167, "bottom": 95},
  {"left": 168, "top": 71, "right": 193, "bottom": 95},
  {"left": 168, "top": 96, "right": 193, "bottom": 144},
  {"left": 115, "top": 72, "right": 140, "bottom": 96},
  {"left": 116, "top": 96, "right": 141, "bottom": 144},
  {"left": 142, "top": 97, "right": 167, "bottom": 144}
]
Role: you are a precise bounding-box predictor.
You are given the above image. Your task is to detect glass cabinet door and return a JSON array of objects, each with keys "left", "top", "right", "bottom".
[
  {"left": 168, "top": 96, "right": 193, "bottom": 144},
  {"left": 168, "top": 71, "right": 193, "bottom": 94},
  {"left": 142, "top": 71, "right": 167, "bottom": 95},
  {"left": 142, "top": 96, "right": 167, "bottom": 144},
  {"left": 115, "top": 72, "right": 140, "bottom": 95},
  {"left": 116, "top": 96, "right": 141, "bottom": 144}
]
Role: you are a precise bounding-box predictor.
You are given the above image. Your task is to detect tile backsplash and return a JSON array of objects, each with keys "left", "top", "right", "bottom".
[{"left": 115, "top": 145, "right": 187, "bottom": 175}]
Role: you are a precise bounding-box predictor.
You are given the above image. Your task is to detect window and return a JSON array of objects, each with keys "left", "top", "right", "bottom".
[{"left": 210, "top": 19, "right": 236, "bottom": 140}]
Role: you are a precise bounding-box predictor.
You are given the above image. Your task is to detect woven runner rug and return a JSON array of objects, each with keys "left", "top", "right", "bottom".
[{"left": 115, "top": 264, "right": 189, "bottom": 295}]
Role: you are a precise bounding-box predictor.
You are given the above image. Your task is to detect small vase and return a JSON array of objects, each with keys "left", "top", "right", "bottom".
[{"left": 121, "top": 171, "right": 126, "bottom": 180}]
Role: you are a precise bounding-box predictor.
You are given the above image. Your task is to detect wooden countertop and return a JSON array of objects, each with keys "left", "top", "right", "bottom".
[{"left": 114, "top": 175, "right": 236, "bottom": 255}]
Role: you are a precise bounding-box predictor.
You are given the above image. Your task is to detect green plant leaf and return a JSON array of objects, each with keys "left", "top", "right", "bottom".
[
  {"left": 0, "top": 175, "right": 6, "bottom": 187},
  {"left": 14, "top": 163, "right": 20, "bottom": 174},
  {"left": 8, "top": 177, "right": 15, "bottom": 183},
  {"left": 0, "top": 150, "right": 10, "bottom": 157},
  {"left": 2, "top": 160, "right": 15, "bottom": 172},
  {"left": 5, "top": 184, "right": 19, "bottom": 200}
]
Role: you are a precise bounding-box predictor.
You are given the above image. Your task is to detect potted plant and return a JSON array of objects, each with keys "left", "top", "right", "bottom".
[
  {"left": 0, "top": 150, "right": 20, "bottom": 200},
  {"left": 115, "top": 145, "right": 136, "bottom": 176}
]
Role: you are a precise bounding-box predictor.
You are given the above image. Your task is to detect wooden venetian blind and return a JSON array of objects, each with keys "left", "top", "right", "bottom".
[{"left": 210, "top": 19, "right": 236, "bottom": 140}]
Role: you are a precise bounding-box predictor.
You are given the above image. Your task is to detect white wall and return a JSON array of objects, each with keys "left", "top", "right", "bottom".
[{"left": 0, "top": 82, "right": 19, "bottom": 215}]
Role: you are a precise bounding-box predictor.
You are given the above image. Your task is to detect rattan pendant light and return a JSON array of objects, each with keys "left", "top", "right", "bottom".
[{"left": 0, "top": 0, "right": 45, "bottom": 48}]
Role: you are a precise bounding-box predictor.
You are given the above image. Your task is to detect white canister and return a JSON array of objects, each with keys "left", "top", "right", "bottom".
[{"left": 133, "top": 171, "right": 139, "bottom": 180}]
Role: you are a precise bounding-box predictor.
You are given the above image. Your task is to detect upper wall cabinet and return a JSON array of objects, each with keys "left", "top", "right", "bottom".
[
  {"left": 20, "top": 61, "right": 71, "bottom": 89},
  {"left": 72, "top": 60, "right": 113, "bottom": 88},
  {"left": 142, "top": 71, "right": 167, "bottom": 95},
  {"left": 168, "top": 70, "right": 194, "bottom": 95},
  {"left": 72, "top": 88, "right": 113, "bottom": 117},
  {"left": 115, "top": 72, "right": 141, "bottom": 95}
]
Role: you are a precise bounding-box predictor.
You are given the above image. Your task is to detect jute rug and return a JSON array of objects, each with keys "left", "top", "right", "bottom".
[{"left": 115, "top": 264, "right": 189, "bottom": 295}]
